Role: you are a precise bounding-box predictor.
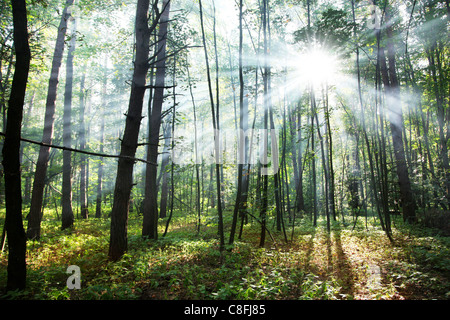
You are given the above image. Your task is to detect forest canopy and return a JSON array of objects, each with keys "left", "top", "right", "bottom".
[{"left": 0, "top": 0, "right": 449, "bottom": 300}]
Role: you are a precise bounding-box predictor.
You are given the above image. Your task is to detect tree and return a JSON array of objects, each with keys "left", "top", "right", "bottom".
[
  {"left": 259, "top": 0, "right": 270, "bottom": 247},
  {"left": 78, "top": 72, "right": 88, "bottom": 219},
  {"left": 198, "top": 0, "right": 225, "bottom": 251},
  {"left": 27, "top": 0, "right": 74, "bottom": 240},
  {"left": 109, "top": 0, "right": 163, "bottom": 261},
  {"left": 229, "top": 0, "right": 244, "bottom": 245},
  {"left": 61, "top": 15, "right": 76, "bottom": 230},
  {"left": 379, "top": 8, "right": 416, "bottom": 224},
  {"left": 95, "top": 57, "right": 108, "bottom": 219},
  {"left": 2, "top": 0, "right": 31, "bottom": 291},
  {"left": 142, "top": 0, "right": 171, "bottom": 240}
]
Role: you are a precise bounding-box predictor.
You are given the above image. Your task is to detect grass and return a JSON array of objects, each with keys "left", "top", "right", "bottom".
[{"left": 0, "top": 207, "right": 449, "bottom": 300}]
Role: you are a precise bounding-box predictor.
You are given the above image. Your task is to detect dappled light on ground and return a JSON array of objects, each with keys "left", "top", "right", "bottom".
[{"left": 2, "top": 212, "right": 448, "bottom": 300}]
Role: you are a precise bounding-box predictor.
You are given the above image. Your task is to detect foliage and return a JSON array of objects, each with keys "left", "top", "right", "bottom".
[{"left": 1, "top": 209, "right": 449, "bottom": 300}]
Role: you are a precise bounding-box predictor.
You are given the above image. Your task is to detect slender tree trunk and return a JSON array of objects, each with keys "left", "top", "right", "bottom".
[
  {"left": 142, "top": 0, "right": 171, "bottom": 240},
  {"left": 160, "top": 56, "right": 177, "bottom": 219},
  {"left": 159, "top": 123, "right": 171, "bottom": 219},
  {"left": 212, "top": 3, "right": 225, "bottom": 211},
  {"left": 61, "top": 17, "right": 76, "bottom": 229},
  {"left": 317, "top": 111, "right": 330, "bottom": 232},
  {"left": 426, "top": 44, "right": 450, "bottom": 209},
  {"left": 259, "top": 0, "right": 270, "bottom": 247},
  {"left": 163, "top": 93, "right": 176, "bottom": 237},
  {"left": 351, "top": 0, "right": 392, "bottom": 240},
  {"left": 230, "top": 0, "right": 244, "bottom": 245},
  {"left": 311, "top": 87, "right": 317, "bottom": 226},
  {"left": 208, "top": 164, "right": 215, "bottom": 209},
  {"left": 324, "top": 85, "right": 336, "bottom": 220},
  {"left": 95, "top": 58, "right": 107, "bottom": 218},
  {"left": 296, "top": 107, "right": 305, "bottom": 214},
  {"left": 199, "top": 0, "right": 225, "bottom": 251},
  {"left": 187, "top": 65, "right": 201, "bottom": 232},
  {"left": 79, "top": 72, "right": 88, "bottom": 219},
  {"left": 109, "top": 0, "right": 151, "bottom": 261},
  {"left": 3, "top": 0, "right": 30, "bottom": 291},
  {"left": 380, "top": 12, "right": 416, "bottom": 223},
  {"left": 27, "top": 0, "right": 74, "bottom": 240}
]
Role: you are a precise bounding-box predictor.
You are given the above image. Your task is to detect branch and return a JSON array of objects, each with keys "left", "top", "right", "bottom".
[
  {"left": 143, "top": 84, "right": 176, "bottom": 89},
  {"left": 148, "top": 44, "right": 196, "bottom": 66},
  {"left": 0, "top": 132, "right": 157, "bottom": 166}
]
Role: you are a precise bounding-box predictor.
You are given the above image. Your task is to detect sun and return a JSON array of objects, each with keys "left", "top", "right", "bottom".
[{"left": 294, "top": 47, "right": 339, "bottom": 87}]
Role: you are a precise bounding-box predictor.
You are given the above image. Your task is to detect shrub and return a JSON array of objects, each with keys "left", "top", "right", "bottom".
[{"left": 418, "top": 209, "right": 450, "bottom": 236}]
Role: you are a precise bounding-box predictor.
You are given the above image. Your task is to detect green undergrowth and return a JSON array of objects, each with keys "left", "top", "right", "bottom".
[{"left": 0, "top": 208, "right": 449, "bottom": 300}]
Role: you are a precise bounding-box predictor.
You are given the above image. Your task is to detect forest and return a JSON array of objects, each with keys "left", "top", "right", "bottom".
[{"left": 0, "top": 0, "right": 449, "bottom": 301}]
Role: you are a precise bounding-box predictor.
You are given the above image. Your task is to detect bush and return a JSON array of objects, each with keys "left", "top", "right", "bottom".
[{"left": 418, "top": 209, "right": 450, "bottom": 236}]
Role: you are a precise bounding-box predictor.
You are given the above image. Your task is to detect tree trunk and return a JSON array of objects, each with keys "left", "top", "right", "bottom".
[
  {"left": 3, "top": 0, "right": 30, "bottom": 291},
  {"left": 426, "top": 43, "right": 450, "bottom": 209},
  {"left": 187, "top": 65, "right": 201, "bottom": 232},
  {"left": 163, "top": 94, "right": 176, "bottom": 237},
  {"left": 324, "top": 85, "right": 336, "bottom": 220},
  {"left": 311, "top": 88, "right": 318, "bottom": 226},
  {"left": 229, "top": 0, "right": 244, "bottom": 245},
  {"left": 61, "top": 17, "right": 76, "bottom": 230},
  {"left": 351, "top": 0, "right": 392, "bottom": 240},
  {"left": 159, "top": 123, "right": 171, "bottom": 219},
  {"left": 27, "top": 0, "right": 74, "bottom": 240},
  {"left": 95, "top": 58, "right": 107, "bottom": 218},
  {"left": 79, "top": 73, "right": 88, "bottom": 219},
  {"left": 109, "top": 0, "right": 151, "bottom": 261},
  {"left": 380, "top": 12, "right": 416, "bottom": 223},
  {"left": 259, "top": 0, "right": 270, "bottom": 248},
  {"left": 296, "top": 107, "right": 305, "bottom": 214},
  {"left": 316, "top": 111, "right": 330, "bottom": 232},
  {"left": 142, "top": 0, "right": 171, "bottom": 240},
  {"left": 199, "top": 0, "right": 225, "bottom": 251}
]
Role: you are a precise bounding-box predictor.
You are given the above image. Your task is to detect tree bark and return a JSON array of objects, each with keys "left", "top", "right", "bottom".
[
  {"left": 324, "top": 86, "right": 336, "bottom": 221},
  {"left": 311, "top": 88, "right": 317, "bottom": 226},
  {"left": 426, "top": 43, "right": 450, "bottom": 209},
  {"left": 3, "top": 0, "right": 30, "bottom": 291},
  {"left": 159, "top": 123, "right": 171, "bottom": 219},
  {"left": 79, "top": 72, "right": 88, "bottom": 219},
  {"left": 187, "top": 65, "right": 201, "bottom": 232},
  {"left": 259, "top": 0, "right": 270, "bottom": 247},
  {"left": 380, "top": 11, "right": 416, "bottom": 223},
  {"left": 296, "top": 107, "right": 305, "bottom": 214},
  {"left": 198, "top": 0, "right": 225, "bottom": 251},
  {"left": 27, "top": 0, "right": 74, "bottom": 240},
  {"left": 109, "top": 0, "right": 151, "bottom": 261},
  {"left": 229, "top": 0, "right": 244, "bottom": 245},
  {"left": 142, "top": 0, "right": 171, "bottom": 240},
  {"left": 95, "top": 58, "right": 107, "bottom": 218},
  {"left": 61, "top": 17, "right": 76, "bottom": 230}
]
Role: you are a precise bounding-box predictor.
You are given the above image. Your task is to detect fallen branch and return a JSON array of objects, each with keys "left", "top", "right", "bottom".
[{"left": 0, "top": 132, "right": 157, "bottom": 166}]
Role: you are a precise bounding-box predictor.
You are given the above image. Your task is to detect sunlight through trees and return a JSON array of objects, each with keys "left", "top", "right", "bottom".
[{"left": 0, "top": 0, "right": 449, "bottom": 300}]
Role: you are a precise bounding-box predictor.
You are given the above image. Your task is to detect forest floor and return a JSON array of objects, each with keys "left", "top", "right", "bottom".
[{"left": 0, "top": 208, "right": 449, "bottom": 300}]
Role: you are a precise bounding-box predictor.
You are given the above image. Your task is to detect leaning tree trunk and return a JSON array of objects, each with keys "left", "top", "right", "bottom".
[
  {"left": 27, "top": 0, "right": 74, "bottom": 240},
  {"left": 3, "top": 0, "right": 30, "bottom": 291},
  {"left": 109, "top": 0, "right": 151, "bottom": 261}
]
